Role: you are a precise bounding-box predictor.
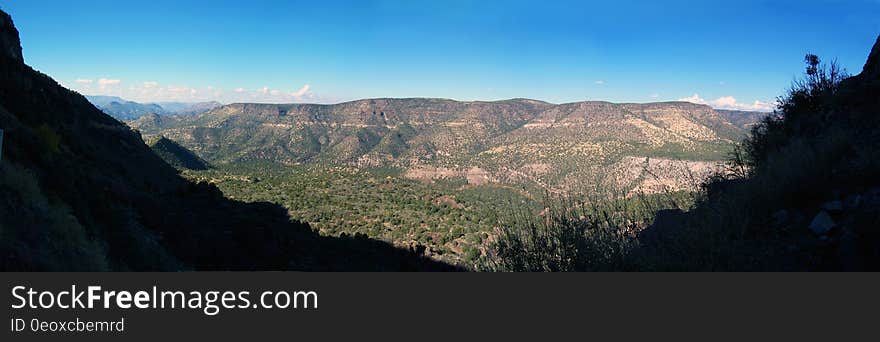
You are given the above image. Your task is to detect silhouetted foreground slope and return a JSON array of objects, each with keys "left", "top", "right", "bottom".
[
  {"left": 637, "top": 35, "right": 880, "bottom": 270},
  {"left": 0, "top": 10, "right": 457, "bottom": 271}
]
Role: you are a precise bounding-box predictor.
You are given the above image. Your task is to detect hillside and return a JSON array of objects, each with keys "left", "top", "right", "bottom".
[
  {"left": 147, "top": 136, "right": 210, "bottom": 170},
  {"left": 132, "top": 97, "right": 765, "bottom": 195},
  {"left": 0, "top": 10, "right": 455, "bottom": 271}
]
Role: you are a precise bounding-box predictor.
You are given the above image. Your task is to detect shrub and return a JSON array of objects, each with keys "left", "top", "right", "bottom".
[
  {"left": 33, "top": 124, "right": 61, "bottom": 156},
  {"left": 479, "top": 190, "right": 687, "bottom": 271}
]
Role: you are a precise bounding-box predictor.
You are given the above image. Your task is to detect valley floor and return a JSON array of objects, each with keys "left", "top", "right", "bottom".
[{"left": 182, "top": 163, "right": 694, "bottom": 267}]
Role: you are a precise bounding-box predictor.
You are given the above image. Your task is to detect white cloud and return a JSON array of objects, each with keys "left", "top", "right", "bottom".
[
  {"left": 96, "top": 78, "right": 121, "bottom": 91},
  {"left": 713, "top": 96, "right": 737, "bottom": 107},
  {"left": 649, "top": 93, "right": 660, "bottom": 99},
  {"left": 292, "top": 84, "right": 311, "bottom": 97},
  {"left": 678, "top": 93, "right": 703, "bottom": 103},
  {"left": 167, "top": 85, "right": 191, "bottom": 93},
  {"left": 677, "top": 93, "right": 776, "bottom": 112},
  {"left": 97, "top": 78, "right": 120, "bottom": 86},
  {"left": 594, "top": 80, "right": 605, "bottom": 85},
  {"left": 65, "top": 79, "right": 326, "bottom": 104}
]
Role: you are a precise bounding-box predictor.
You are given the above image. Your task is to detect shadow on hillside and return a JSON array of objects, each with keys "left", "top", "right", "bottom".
[
  {"left": 149, "top": 181, "right": 462, "bottom": 271},
  {"left": 0, "top": 9, "right": 457, "bottom": 271}
]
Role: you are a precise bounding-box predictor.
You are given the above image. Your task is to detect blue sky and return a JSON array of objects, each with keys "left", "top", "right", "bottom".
[{"left": 2, "top": 0, "right": 878, "bottom": 110}]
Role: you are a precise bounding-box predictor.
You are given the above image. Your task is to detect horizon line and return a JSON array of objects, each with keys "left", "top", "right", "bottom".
[{"left": 80, "top": 92, "right": 774, "bottom": 113}]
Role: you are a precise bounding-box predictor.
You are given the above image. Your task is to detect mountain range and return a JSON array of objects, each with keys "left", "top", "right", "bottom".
[{"left": 132, "top": 98, "right": 767, "bottom": 194}]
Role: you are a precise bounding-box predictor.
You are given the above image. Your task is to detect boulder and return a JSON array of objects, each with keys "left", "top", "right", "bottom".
[{"left": 808, "top": 211, "right": 836, "bottom": 235}]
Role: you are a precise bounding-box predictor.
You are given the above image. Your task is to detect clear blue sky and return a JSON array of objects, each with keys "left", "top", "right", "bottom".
[{"left": 2, "top": 0, "right": 878, "bottom": 109}]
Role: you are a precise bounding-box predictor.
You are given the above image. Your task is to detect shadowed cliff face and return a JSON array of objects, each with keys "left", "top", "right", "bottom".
[
  {"left": 0, "top": 9, "right": 458, "bottom": 271},
  {"left": 861, "top": 35, "right": 880, "bottom": 81},
  {"left": 0, "top": 11, "right": 22, "bottom": 64}
]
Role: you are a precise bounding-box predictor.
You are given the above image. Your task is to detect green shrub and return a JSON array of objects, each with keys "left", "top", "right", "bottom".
[
  {"left": 33, "top": 124, "right": 61, "bottom": 155},
  {"left": 479, "top": 191, "right": 686, "bottom": 271}
]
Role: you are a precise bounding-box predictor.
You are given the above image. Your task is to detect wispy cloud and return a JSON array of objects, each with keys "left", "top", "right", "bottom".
[
  {"left": 594, "top": 80, "right": 605, "bottom": 85},
  {"left": 292, "top": 84, "right": 311, "bottom": 97},
  {"left": 678, "top": 93, "right": 775, "bottom": 112},
  {"left": 75, "top": 79, "right": 93, "bottom": 85}
]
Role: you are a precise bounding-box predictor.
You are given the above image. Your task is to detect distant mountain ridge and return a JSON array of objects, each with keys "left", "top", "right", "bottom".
[
  {"left": 715, "top": 109, "right": 768, "bottom": 129},
  {"left": 133, "top": 97, "right": 767, "bottom": 194},
  {"left": 154, "top": 101, "right": 224, "bottom": 117},
  {"left": 85, "top": 95, "right": 221, "bottom": 121}
]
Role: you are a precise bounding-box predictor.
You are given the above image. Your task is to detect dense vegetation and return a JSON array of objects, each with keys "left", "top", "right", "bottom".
[
  {"left": 479, "top": 191, "right": 693, "bottom": 271},
  {"left": 181, "top": 163, "right": 535, "bottom": 265},
  {"left": 181, "top": 162, "right": 700, "bottom": 268}
]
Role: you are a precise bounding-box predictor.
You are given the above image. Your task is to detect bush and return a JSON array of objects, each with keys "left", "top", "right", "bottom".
[
  {"left": 479, "top": 190, "right": 687, "bottom": 271},
  {"left": 33, "top": 124, "right": 61, "bottom": 156}
]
